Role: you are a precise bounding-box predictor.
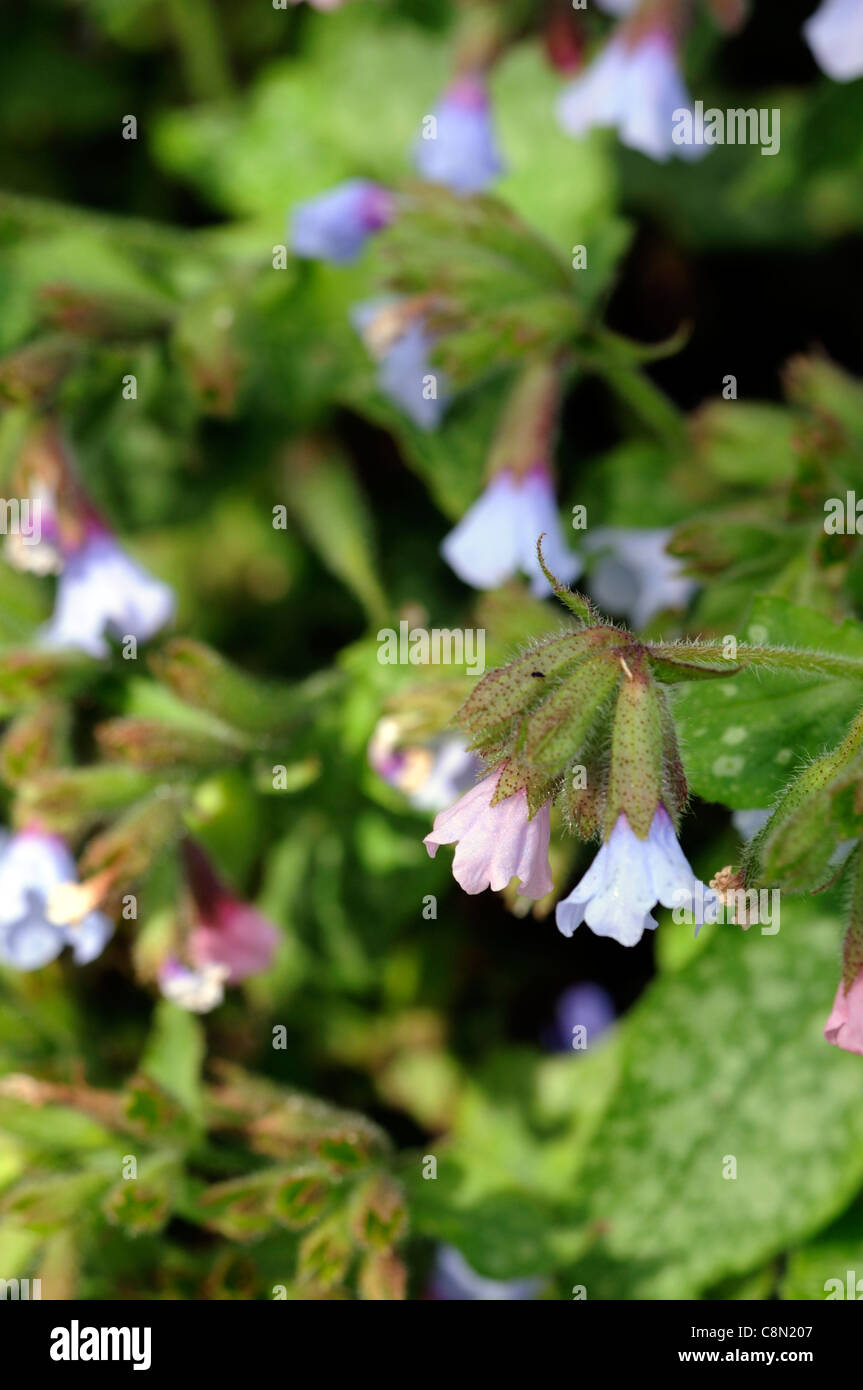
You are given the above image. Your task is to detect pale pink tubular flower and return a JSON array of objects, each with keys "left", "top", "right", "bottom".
[
  {"left": 824, "top": 966, "right": 863, "bottom": 1057},
  {"left": 184, "top": 842, "right": 278, "bottom": 984},
  {"left": 423, "top": 767, "right": 553, "bottom": 898}
]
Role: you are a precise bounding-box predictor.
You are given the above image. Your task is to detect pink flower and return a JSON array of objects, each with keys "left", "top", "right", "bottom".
[
  {"left": 184, "top": 843, "right": 278, "bottom": 984},
  {"left": 423, "top": 768, "right": 553, "bottom": 898},
  {"left": 824, "top": 967, "right": 863, "bottom": 1057}
]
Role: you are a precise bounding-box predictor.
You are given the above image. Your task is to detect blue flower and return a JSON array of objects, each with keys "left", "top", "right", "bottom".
[
  {"left": 0, "top": 830, "right": 113, "bottom": 971},
  {"left": 414, "top": 74, "right": 504, "bottom": 195},
  {"left": 441, "top": 464, "right": 581, "bottom": 596},
  {"left": 352, "top": 298, "right": 450, "bottom": 430},
  {"left": 557, "top": 30, "right": 701, "bottom": 163},
  {"left": 290, "top": 180, "right": 393, "bottom": 264},
  {"left": 428, "top": 1245, "right": 541, "bottom": 1301},
  {"left": 552, "top": 982, "right": 616, "bottom": 1052},
  {"left": 584, "top": 526, "right": 696, "bottom": 629},
  {"left": 556, "top": 804, "right": 719, "bottom": 948},
  {"left": 804, "top": 0, "right": 863, "bottom": 82},
  {"left": 40, "top": 529, "right": 175, "bottom": 659}
]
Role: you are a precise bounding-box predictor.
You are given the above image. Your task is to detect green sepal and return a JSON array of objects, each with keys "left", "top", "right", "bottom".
[
  {"left": 605, "top": 656, "right": 664, "bottom": 839},
  {"left": 520, "top": 652, "right": 622, "bottom": 768},
  {"left": 458, "top": 628, "right": 610, "bottom": 750}
]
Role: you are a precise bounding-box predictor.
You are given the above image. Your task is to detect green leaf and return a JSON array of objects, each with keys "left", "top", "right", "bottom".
[
  {"left": 152, "top": 8, "right": 449, "bottom": 217},
  {"left": 674, "top": 597, "right": 863, "bottom": 808},
  {"left": 572, "top": 898, "right": 863, "bottom": 1299},
  {"left": 2, "top": 1172, "right": 108, "bottom": 1234},
  {"left": 0, "top": 1096, "right": 118, "bottom": 1154},
  {"left": 280, "top": 438, "right": 388, "bottom": 626},
  {"left": 781, "top": 1195, "right": 863, "bottom": 1300},
  {"left": 139, "top": 1000, "right": 205, "bottom": 1119},
  {"left": 402, "top": 1041, "right": 621, "bottom": 1280}
]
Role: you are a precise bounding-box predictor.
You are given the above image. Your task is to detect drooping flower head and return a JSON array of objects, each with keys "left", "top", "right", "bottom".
[
  {"left": 414, "top": 72, "right": 505, "bottom": 195},
  {"left": 183, "top": 841, "right": 279, "bottom": 986},
  {"left": 4, "top": 423, "right": 175, "bottom": 658},
  {"left": 441, "top": 362, "right": 580, "bottom": 595},
  {"left": 0, "top": 828, "right": 113, "bottom": 971},
  {"left": 290, "top": 180, "right": 394, "bottom": 265},
  {"left": 584, "top": 526, "right": 696, "bottom": 630},
  {"left": 557, "top": 18, "right": 700, "bottom": 161},
  {"left": 804, "top": 0, "right": 863, "bottom": 82},
  {"left": 40, "top": 525, "right": 176, "bottom": 659},
  {"left": 424, "top": 766, "right": 553, "bottom": 899},
  {"left": 824, "top": 966, "right": 863, "bottom": 1057},
  {"left": 555, "top": 641, "right": 719, "bottom": 946},
  {"left": 426, "top": 579, "right": 736, "bottom": 950},
  {"left": 442, "top": 464, "right": 581, "bottom": 598},
  {"left": 556, "top": 803, "right": 717, "bottom": 947},
  {"left": 352, "top": 297, "right": 450, "bottom": 431}
]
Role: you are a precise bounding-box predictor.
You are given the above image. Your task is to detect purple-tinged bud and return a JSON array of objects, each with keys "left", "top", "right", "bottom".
[
  {"left": 184, "top": 841, "right": 279, "bottom": 985},
  {"left": 414, "top": 73, "right": 505, "bottom": 195},
  {"left": 804, "top": 0, "right": 863, "bottom": 82},
  {"left": 290, "top": 181, "right": 393, "bottom": 265}
]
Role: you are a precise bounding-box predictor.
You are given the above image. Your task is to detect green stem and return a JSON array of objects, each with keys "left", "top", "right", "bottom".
[
  {"left": 164, "top": 0, "right": 234, "bottom": 103},
  {"left": 593, "top": 359, "right": 687, "bottom": 451},
  {"left": 649, "top": 641, "right": 863, "bottom": 683}
]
